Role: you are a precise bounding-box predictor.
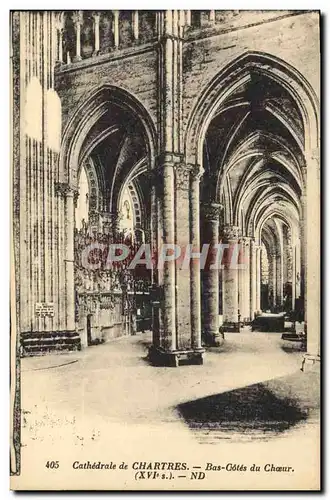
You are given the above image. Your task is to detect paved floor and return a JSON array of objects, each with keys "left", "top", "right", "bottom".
[{"left": 18, "top": 329, "right": 320, "bottom": 490}]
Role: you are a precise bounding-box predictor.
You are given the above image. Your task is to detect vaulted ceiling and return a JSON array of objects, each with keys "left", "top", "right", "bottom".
[
  {"left": 77, "top": 101, "right": 150, "bottom": 218},
  {"left": 202, "top": 71, "right": 304, "bottom": 240}
]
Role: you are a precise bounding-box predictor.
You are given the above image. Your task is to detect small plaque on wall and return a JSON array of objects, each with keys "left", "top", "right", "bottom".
[{"left": 35, "top": 302, "right": 54, "bottom": 317}]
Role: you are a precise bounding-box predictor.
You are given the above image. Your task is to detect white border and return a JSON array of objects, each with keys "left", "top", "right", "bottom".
[{"left": 2, "top": 3, "right": 327, "bottom": 499}]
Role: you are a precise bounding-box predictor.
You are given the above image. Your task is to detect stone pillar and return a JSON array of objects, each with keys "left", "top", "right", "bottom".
[
  {"left": 65, "top": 186, "right": 76, "bottom": 332},
  {"left": 73, "top": 11, "right": 82, "bottom": 61},
  {"left": 292, "top": 245, "right": 296, "bottom": 311},
  {"left": 149, "top": 159, "right": 204, "bottom": 366},
  {"left": 268, "top": 250, "right": 277, "bottom": 310},
  {"left": 93, "top": 12, "right": 100, "bottom": 54},
  {"left": 222, "top": 225, "right": 240, "bottom": 332},
  {"left": 255, "top": 245, "right": 262, "bottom": 313},
  {"left": 162, "top": 164, "right": 176, "bottom": 351},
  {"left": 250, "top": 238, "right": 257, "bottom": 320},
  {"left": 149, "top": 170, "right": 161, "bottom": 347},
  {"left": 302, "top": 153, "right": 320, "bottom": 371},
  {"left": 239, "top": 237, "right": 250, "bottom": 323},
  {"left": 56, "top": 183, "right": 76, "bottom": 333},
  {"left": 190, "top": 166, "right": 203, "bottom": 350},
  {"left": 295, "top": 240, "right": 301, "bottom": 300},
  {"left": 55, "top": 13, "right": 64, "bottom": 63},
  {"left": 174, "top": 163, "right": 191, "bottom": 351},
  {"left": 276, "top": 251, "right": 283, "bottom": 309},
  {"left": 202, "top": 203, "right": 223, "bottom": 345},
  {"left": 112, "top": 10, "right": 119, "bottom": 48},
  {"left": 132, "top": 11, "right": 139, "bottom": 40},
  {"left": 300, "top": 190, "right": 307, "bottom": 318},
  {"left": 149, "top": 13, "right": 204, "bottom": 366}
]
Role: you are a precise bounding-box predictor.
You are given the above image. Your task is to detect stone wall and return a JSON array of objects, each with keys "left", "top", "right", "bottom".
[{"left": 56, "top": 11, "right": 320, "bottom": 157}]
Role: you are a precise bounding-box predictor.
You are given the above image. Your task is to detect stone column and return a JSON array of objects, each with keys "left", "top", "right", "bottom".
[
  {"left": 190, "top": 166, "right": 203, "bottom": 350},
  {"left": 300, "top": 190, "right": 307, "bottom": 318},
  {"left": 148, "top": 157, "right": 204, "bottom": 366},
  {"left": 55, "top": 13, "right": 64, "bottom": 63},
  {"left": 56, "top": 183, "right": 76, "bottom": 333},
  {"left": 209, "top": 10, "right": 215, "bottom": 22},
  {"left": 268, "top": 250, "right": 277, "bottom": 310},
  {"left": 112, "top": 10, "right": 119, "bottom": 48},
  {"left": 174, "top": 163, "right": 191, "bottom": 351},
  {"left": 93, "top": 12, "right": 100, "bottom": 54},
  {"left": 66, "top": 187, "right": 76, "bottom": 332},
  {"left": 202, "top": 203, "right": 223, "bottom": 345},
  {"left": 73, "top": 11, "right": 82, "bottom": 61},
  {"left": 162, "top": 163, "right": 176, "bottom": 351},
  {"left": 295, "top": 240, "right": 301, "bottom": 300},
  {"left": 276, "top": 251, "right": 283, "bottom": 309},
  {"left": 250, "top": 238, "right": 256, "bottom": 320},
  {"left": 302, "top": 153, "right": 320, "bottom": 370},
  {"left": 255, "top": 245, "right": 262, "bottom": 313},
  {"left": 239, "top": 237, "right": 250, "bottom": 323},
  {"left": 148, "top": 159, "right": 177, "bottom": 366},
  {"left": 292, "top": 245, "right": 296, "bottom": 311},
  {"left": 222, "top": 225, "right": 240, "bottom": 332},
  {"left": 132, "top": 11, "right": 139, "bottom": 41},
  {"left": 149, "top": 11, "right": 205, "bottom": 366}
]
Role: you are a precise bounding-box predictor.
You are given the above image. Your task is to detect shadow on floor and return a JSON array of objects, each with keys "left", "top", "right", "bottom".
[{"left": 177, "top": 370, "right": 319, "bottom": 443}]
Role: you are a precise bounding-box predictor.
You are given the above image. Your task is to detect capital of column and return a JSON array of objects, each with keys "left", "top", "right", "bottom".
[
  {"left": 222, "top": 225, "right": 241, "bottom": 241},
  {"left": 201, "top": 203, "right": 223, "bottom": 223},
  {"left": 92, "top": 11, "right": 100, "bottom": 24},
  {"left": 55, "top": 11, "right": 64, "bottom": 31},
  {"left": 72, "top": 10, "right": 83, "bottom": 27},
  {"left": 151, "top": 153, "right": 183, "bottom": 184},
  {"left": 174, "top": 164, "right": 191, "bottom": 190},
  {"left": 157, "top": 152, "right": 183, "bottom": 167},
  {"left": 154, "top": 160, "right": 204, "bottom": 190},
  {"left": 190, "top": 164, "right": 204, "bottom": 181},
  {"left": 55, "top": 182, "right": 78, "bottom": 199}
]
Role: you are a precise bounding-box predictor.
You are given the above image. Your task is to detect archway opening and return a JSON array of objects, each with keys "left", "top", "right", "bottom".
[
  {"left": 199, "top": 58, "right": 305, "bottom": 338},
  {"left": 66, "top": 88, "right": 154, "bottom": 346}
]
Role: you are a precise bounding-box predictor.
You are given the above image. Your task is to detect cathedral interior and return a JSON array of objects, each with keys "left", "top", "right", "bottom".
[
  {"left": 10, "top": 12, "right": 322, "bottom": 485},
  {"left": 12, "top": 10, "right": 320, "bottom": 369}
]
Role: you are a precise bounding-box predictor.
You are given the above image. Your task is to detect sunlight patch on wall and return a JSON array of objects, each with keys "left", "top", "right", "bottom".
[{"left": 24, "top": 76, "right": 42, "bottom": 142}]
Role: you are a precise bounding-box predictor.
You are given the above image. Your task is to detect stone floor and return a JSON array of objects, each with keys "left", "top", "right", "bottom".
[{"left": 17, "top": 329, "right": 320, "bottom": 490}]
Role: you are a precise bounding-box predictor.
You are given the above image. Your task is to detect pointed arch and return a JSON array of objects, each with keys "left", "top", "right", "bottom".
[
  {"left": 184, "top": 50, "right": 319, "bottom": 168},
  {"left": 58, "top": 84, "right": 157, "bottom": 187}
]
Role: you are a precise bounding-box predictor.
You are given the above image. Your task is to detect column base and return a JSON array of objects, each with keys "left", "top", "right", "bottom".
[
  {"left": 222, "top": 322, "right": 240, "bottom": 333},
  {"left": 301, "top": 353, "right": 321, "bottom": 372},
  {"left": 148, "top": 346, "right": 204, "bottom": 367},
  {"left": 203, "top": 331, "right": 224, "bottom": 347}
]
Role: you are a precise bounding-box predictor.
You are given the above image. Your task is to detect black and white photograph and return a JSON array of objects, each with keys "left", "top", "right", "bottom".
[{"left": 10, "top": 9, "right": 321, "bottom": 491}]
